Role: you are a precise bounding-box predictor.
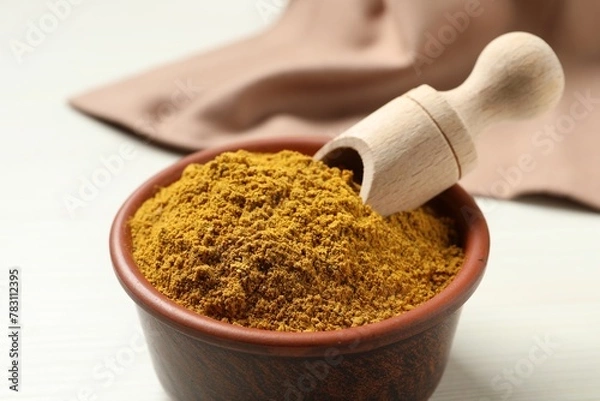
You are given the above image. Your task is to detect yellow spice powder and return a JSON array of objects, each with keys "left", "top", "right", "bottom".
[{"left": 129, "top": 150, "right": 464, "bottom": 332}]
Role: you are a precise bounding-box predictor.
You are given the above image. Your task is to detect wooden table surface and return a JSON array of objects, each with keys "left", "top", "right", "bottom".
[{"left": 1, "top": 1, "right": 598, "bottom": 400}]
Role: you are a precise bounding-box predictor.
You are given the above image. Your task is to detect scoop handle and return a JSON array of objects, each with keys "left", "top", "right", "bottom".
[
  {"left": 402, "top": 30, "right": 565, "bottom": 184},
  {"left": 315, "top": 32, "right": 565, "bottom": 216},
  {"left": 441, "top": 31, "right": 565, "bottom": 139}
]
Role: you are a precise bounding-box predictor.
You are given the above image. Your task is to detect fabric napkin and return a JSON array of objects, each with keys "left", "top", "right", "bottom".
[{"left": 71, "top": 0, "right": 600, "bottom": 209}]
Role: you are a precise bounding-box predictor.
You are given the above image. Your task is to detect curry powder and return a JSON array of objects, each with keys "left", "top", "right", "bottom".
[{"left": 130, "top": 150, "right": 464, "bottom": 332}]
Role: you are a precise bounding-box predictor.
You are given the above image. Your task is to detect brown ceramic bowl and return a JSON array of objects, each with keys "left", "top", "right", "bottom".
[{"left": 110, "top": 137, "right": 490, "bottom": 401}]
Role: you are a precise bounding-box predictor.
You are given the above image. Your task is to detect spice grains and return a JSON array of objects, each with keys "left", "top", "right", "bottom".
[{"left": 130, "top": 150, "right": 464, "bottom": 332}]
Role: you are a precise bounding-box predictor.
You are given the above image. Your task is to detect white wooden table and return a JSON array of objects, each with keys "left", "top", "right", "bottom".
[{"left": 1, "top": 1, "right": 598, "bottom": 400}]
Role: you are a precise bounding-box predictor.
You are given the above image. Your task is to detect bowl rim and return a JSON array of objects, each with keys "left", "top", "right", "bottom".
[{"left": 110, "top": 136, "right": 490, "bottom": 356}]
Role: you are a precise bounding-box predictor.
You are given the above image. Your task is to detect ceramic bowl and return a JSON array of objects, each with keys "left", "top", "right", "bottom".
[{"left": 110, "top": 137, "right": 490, "bottom": 401}]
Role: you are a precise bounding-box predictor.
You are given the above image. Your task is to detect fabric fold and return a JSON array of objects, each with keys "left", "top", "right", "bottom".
[{"left": 71, "top": 0, "right": 600, "bottom": 209}]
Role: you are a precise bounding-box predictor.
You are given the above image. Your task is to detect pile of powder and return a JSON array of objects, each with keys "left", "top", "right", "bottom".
[{"left": 129, "top": 150, "right": 464, "bottom": 332}]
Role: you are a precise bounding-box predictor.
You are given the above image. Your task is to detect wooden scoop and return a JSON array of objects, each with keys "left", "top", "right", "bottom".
[{"left": 314, "top": 32, "right": 565, "bottom": 216}]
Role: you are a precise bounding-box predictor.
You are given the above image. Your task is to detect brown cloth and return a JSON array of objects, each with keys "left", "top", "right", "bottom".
[{"left": 70, "top": 0, "right": 600, "bottom": 209}]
